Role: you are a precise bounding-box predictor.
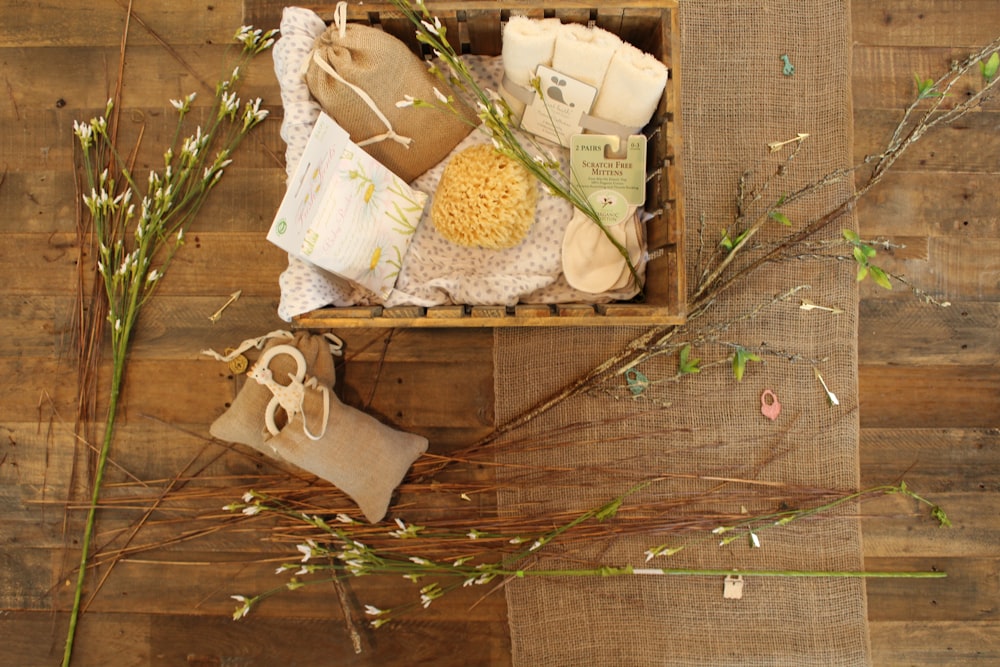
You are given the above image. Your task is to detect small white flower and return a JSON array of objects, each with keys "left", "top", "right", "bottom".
[
  {"left": 114, "top": 319, "right": 122, "bottom": 332},
  {"left": 644, "top": 544, "right": 684, "bottom": 562},
  {"left": 275, "top": 564, "right": 292, "bottom": 574},
  {"left": 220, "top": 90, "right": 240, "bottom": 118},
  {"left": 466, "top": 529, "right": 483, "bottom": 540},
  {"left": 230, "top": 595, "right": 251, "bottom": 620},
  {"left": 73, "top": 120, "right": 94, "bottom": 149},
  {"left": 711, "top": 526, "right": 731, "bottom": 535},
  {"left": 388, "top": 518, "right": 408, "bottom": 538},
  {"left": 508, "top": 536, "right": 524, "bottom": 545},
  {"left": 750, "top": 532, "right": 761, "bottom": 548},
  {"left": 364, "top": 605, "right": 386, "bottom": 616},
  {"left": 409, "top": 556, "right": 431, "bottom": 566},
  {"left": 297, "top": 540, "right": 316, "bottom": 562},
  {"left": 420, "top": 18, "right": 441, "bottom": 36},
  {"left": 146, "top": 269, "right": 162, "bottom": 283},
  {"left": 432, "top": 87, "right": 449, "bottom": 105},
  {"left": 169, "top": 98, "right": 186, "bottom": 111},
  {"left": 335, "top": 513, "right": 355, "bottom": 524},
  {"left": 241, "top": 491, "right": 255, "bottom": 503},
  {"left": 370, "top": 617, "right": 389, "bottom": 629},
  {"left": 395, "top": 95, "right": 416, "bottom": 108},
  {"left": 241, "top": 504, "right": 261, "bottom": 516},
  {"left": 242, "top": 98, "right": 268, "bottom": 129}
]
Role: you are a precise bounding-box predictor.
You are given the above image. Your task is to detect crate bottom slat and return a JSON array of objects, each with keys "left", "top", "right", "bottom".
[{"left": 294, "top": 306, "right": 686, "bottom": 329}]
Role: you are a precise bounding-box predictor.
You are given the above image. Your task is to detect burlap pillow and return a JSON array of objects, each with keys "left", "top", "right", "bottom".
[
  {"left": 305, "top": 21, "right": 476, "bottom": 182},
  {"left": 209, "top": 332, "right": 337, "bottom": 455},
  {"left": 265, "top": 388, "right": 429, "bottom": 523}
]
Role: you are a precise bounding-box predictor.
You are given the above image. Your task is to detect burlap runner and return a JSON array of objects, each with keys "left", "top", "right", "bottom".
[{"left": 495, "top": 1, "right": 867, "bottom": 665}]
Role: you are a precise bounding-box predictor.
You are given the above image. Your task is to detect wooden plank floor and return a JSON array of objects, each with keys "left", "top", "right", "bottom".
[{"left": 2, "top": 1, "right": 998, "bottom": 664}]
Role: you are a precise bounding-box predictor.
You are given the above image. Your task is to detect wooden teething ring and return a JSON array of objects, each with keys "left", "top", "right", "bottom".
[{"left": 251, "top": 344, "right": 308, "bottom": 437}]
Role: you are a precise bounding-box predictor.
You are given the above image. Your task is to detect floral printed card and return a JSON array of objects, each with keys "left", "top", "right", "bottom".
[{"left": 267, "top": 112, "right": 428, "bottom": 300}]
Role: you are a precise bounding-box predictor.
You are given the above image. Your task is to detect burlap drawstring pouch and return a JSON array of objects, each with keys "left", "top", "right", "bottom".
[
  {"left": 206, "top": 330, "right": 427, "bottom": 523},
  {"left": 304, "top": 2, "right": 476, "bottom": 182}
]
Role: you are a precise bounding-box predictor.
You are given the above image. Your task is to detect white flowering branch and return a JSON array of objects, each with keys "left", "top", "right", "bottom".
[
  {"left": 62, "top": 25, "right": 276, "bottom": 667},
  {"left": 226, "top": 481, "right": 947, "bottom": 628}
]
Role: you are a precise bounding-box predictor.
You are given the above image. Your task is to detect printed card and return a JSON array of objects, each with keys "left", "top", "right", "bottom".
[
  {"left": 267, "top": 113, "right": 428, "bottom": 300},
  {"left": 520, "top": 65, "right": 598, "bottom": 147}
]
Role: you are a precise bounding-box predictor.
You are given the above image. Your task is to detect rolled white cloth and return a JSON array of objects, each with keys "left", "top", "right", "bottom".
[
  {"left": 500, "top": 16, "right": 562, "bottom": 119},
  {"left": 589, "top": 41, "right": 669, "bottom": 132},
  {"left": 551, "top": 23, "right": 622, "bottom": 89}
]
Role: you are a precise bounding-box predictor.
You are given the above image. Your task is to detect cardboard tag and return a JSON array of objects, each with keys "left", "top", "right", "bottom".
[
  {"left": 723, "top": 575, "right": 745, "bottom": 600},
  {"left": 570, "top": 134, "right": 647, "bottom": 213},
  {"left": 520, "top": 66, "right": 597, "bottom": 147}
]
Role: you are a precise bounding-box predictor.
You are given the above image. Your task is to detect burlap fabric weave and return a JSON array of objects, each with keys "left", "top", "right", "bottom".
[{"left": 495, "top": 1, "right": 868, "bottom": 665}]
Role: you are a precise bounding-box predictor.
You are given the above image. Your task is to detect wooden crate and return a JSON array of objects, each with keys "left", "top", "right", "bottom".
[{"left": 295, "top": 0, "right": 685, "bottom": 328}]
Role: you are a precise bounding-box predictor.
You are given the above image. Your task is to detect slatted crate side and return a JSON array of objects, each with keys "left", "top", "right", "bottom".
[{"left": 296, "top": 1, "right": 684, "bottom": 328}]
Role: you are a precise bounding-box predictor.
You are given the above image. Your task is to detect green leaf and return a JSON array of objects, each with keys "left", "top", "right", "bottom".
[
  {"left": 769, "top": 210, "right": 792, "bottom": 226},
  {"left": 981, "top": 52, "right": 1000, "bottom": 82},
  {"left": 719, "top": 229, "right": 750, "bottom": 253},
  {"left": 852, "top": 246, "right": 867, "bottom": 265},
  {"left": 931, "top": 505, "right": 952, "bottom": 528},
  {"left": 868, "top": 265, "right": 893, "bottom": 290},
  {"left": 731, "top": 346, "right": 761, "bottom": 382},
  {"left": 842, "top": 229, "right": 860, "bottom": 243},
  {"left": 914, "top": 73, "right": 941, "bottom": 99},
  {"left": 856, "top": 264, "right": 869, "bottom": 282},
  {"left": 678, "top": 344, "right": 701, "bottom": 374}
]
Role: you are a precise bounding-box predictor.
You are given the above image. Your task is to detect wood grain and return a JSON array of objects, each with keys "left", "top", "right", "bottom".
[{"left": 1, "top": 0, "right": 997, "bottom": 664}]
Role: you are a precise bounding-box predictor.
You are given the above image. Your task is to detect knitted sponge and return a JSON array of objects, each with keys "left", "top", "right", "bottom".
[{"left": 431, "top": 144, "right": 538, "bottom": 249}]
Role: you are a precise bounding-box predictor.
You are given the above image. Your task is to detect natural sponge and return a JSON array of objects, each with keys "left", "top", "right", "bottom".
[{"left": 431, "top": 144, "right": 538, "bottom": 249}]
